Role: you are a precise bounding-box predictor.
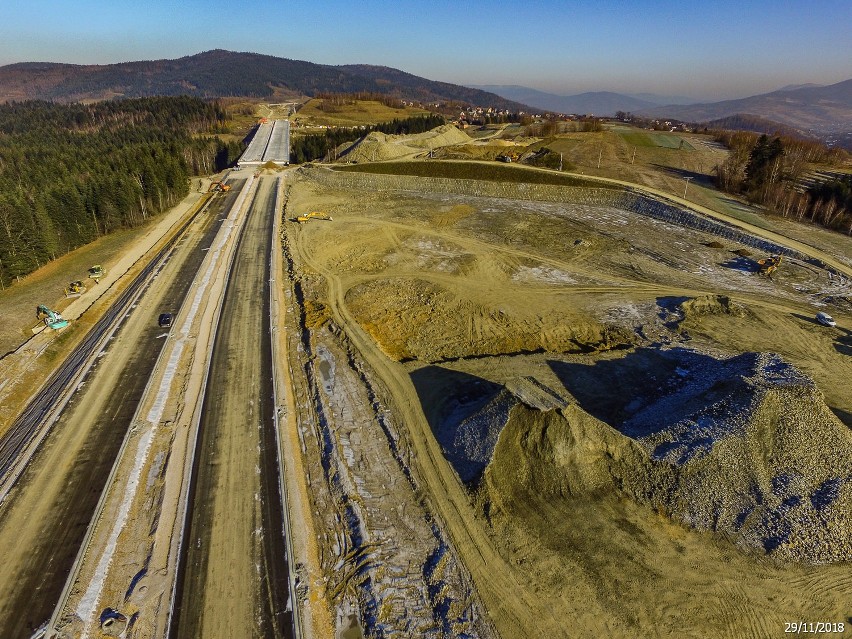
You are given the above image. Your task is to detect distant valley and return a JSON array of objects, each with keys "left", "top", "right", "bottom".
[
  {"left": 477, "top": 80, "right": 852, "bottom": 144},
  {"left": 470, "top": 84, "right": 697, "bottom": 115}
]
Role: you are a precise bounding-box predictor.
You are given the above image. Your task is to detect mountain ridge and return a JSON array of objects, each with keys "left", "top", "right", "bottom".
[
  {"left": 0, "top": 49, "right": 529, "bottom": 111},
  {"left": 474, "top": 80, "right": 852, "bottom": 139},
  {"left": 471, "top": 84, "right": 702, "bottom": 114},
  {"left": 470, "top": 84, "right": 661, "bottom": 115},
  {"left": 640, "top": 79, "right": 852, "bottom": 135}
]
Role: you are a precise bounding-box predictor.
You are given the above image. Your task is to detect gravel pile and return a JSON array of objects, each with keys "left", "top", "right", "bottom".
[
  {"left": 338, "top": 124, "right": 471, "bottom": 163},
  {"left": 437, "top": 389, "right": 517, "bottom": 483},
  {"left": 480, "top": 350, "right": 852, "bottom": 563}
]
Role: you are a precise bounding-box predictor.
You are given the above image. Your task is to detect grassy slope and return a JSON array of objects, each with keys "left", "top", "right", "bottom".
[
  {"left": 292, "top": 98, "right": 432, "bottom": 129},
  {"left": 523, "top": 126, "right": 777, "bottom": 228}
]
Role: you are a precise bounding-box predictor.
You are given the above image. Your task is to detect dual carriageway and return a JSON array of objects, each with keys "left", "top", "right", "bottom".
[
  {"left": 238, "top": 119, "right": 290, "bottom": 168},
  {"left": 0, "top": 122, "right": 297, "bottom": 639}
]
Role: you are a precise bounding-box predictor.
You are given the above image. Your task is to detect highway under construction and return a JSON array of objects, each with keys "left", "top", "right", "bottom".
[
  {"left": 0, "top": 174, "right": 297, "bottom": 639},
  {"left": 238, "top": 119, "right": 290, "bottom": 168},
  {"left": 0, "top": 145, "right": 849, "bottom": 639}
]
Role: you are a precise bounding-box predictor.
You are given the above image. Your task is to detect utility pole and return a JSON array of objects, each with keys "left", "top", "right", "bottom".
[{"left": 683, "top": 176, "right": 692, "bottom": 199}]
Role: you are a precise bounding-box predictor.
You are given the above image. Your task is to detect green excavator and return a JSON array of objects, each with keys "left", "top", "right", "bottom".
[{"left": 36, "top": 305, "right": 69, "bottom": 330}]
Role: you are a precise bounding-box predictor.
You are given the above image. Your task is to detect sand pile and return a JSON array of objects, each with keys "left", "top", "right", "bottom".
[
  {"left": 338, "top": 131, "right": 419, "bottom": 162},
  {"left": 469, "top": 350, "right": 852, "bottom": 563},
  {"left": 401, "top": 123, "right": 471, "bottom": 149},
  {"left": 338, "top": 124, "right": 470, "bottom": 163},
  {"left": 678, "top": 294, "right": 746, "bottom": 320}
]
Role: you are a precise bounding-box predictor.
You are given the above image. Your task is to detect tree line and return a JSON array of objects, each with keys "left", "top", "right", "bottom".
[
  {"left": 290, "top": 114, "right": 446, "bottom": 163},
  {"left": 713, "top": 131, "right": 852, "bottom": 234},
  {"left": 312, "top": 92, "right": 411, "bottom": 111},
  {"left": 0, "top": 97, "right": 244, "bottom": 287}
]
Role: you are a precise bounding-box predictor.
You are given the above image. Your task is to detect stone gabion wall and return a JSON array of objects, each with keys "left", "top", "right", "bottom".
[{"left": 306, "top": 167, "right": 806, "bottom": 260}]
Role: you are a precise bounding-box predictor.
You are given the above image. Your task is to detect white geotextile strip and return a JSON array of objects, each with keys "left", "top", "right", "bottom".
[
  {"left": 74, "top": 175, "right": 255, "bottom": 636},
  {"left": 76, "top": 429, "right": 153, "bottom": 632}
]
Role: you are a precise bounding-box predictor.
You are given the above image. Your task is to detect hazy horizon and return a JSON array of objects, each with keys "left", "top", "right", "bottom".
[{"left": 3, "top": 0, "right": 850, "bottom": 103}]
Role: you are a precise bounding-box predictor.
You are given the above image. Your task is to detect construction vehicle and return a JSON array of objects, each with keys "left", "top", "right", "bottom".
[
  {"left": 64, "top": 280, "right": 87, "bottom": 298},
  {"left": 496, "top": 151, "right": 521, "bottom": 163},
  {"left": 295, "top": 211, "right": 333, "bottom": 224},
  {"left": 756, "top": 254, "right": 783, "bottom": 276},
  {"left": 816, "top": 312, "right": 836, "bottom": 327},
  {"left": 36, "top": 305, "right": 69, "bottom": 331},
  {"left": 208, "top": 181, "right": 232, "bottom": 193},
  {"left": 88, "top": 265, "right": 106, "bottom": 282}
]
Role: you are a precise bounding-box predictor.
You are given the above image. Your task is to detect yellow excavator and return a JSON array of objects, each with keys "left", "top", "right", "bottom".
[
  {"left": 208, "top": 181, "right": 232, "bottom": 192},
  {"left": 756, "top": 254, "right": 783, "bottom": 276},
  {"left": 64, "top": 280, "right": 86, "bottom": 297},
  {"left": 295, "top": 211, "right": 333, "bottom": 224}
]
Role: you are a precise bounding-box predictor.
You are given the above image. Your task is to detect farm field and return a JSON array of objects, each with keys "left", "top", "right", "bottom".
[
  {"left": 614, "top": 126, "right": 696, "bottom": 149},
  {"left": 292, "top": 98, "right": 432, "bottom": 129}
]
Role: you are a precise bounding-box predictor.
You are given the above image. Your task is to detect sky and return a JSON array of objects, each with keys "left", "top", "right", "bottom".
[{"left": 2, "top": 0, "right": 850, "bottom": 101}]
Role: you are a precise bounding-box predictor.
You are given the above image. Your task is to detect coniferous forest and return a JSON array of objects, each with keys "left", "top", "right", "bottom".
[{"left": 0, "top": 97, "right": 243, "bottom": 286}]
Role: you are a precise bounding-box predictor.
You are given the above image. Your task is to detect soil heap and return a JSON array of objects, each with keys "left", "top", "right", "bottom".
[
  {"left": 338, "top": 124, "right": 471, "bottom": 163},
  {"left": 465, "top": 350, "right": 852, "bottom": 563},
  {"left": 347, "top": 277, "right": 635, "bottom": 362}
]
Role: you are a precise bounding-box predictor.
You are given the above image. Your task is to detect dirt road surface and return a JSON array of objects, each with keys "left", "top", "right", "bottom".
[
  {"left": 171, "top": 176, "right": 292, "bottom": 638},
  {"left": 48, "top": 175, "right": 261, "bottom": 638}
]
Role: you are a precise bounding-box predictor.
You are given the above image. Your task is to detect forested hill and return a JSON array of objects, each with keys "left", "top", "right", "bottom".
[
  {"left": 0, "top": 97, "right": 243, "bottom": 286},
  {"left": 0, "top": 50, "right": 528, "bottom": 112}
]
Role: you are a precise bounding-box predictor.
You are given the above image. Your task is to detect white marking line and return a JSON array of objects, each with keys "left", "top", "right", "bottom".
[{"left": 73, "top": 175, "right": 256, "bottom": 636}]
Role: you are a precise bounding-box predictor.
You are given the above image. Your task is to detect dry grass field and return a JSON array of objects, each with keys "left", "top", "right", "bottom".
[{"left": 292, "top": 98, "right": 432, "bottom": 129}]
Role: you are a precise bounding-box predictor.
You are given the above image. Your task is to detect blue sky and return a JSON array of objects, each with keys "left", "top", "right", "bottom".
[{"left": 2, "top": 0, "right": 850, "bottom": 100}]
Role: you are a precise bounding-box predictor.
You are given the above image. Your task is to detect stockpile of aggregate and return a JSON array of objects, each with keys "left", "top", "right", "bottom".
[
  {"left": 472, "top": 350, "right": 852, "bottom": 563},
  {"left": 338, "top": 124, "right": 471, "bottom": 163},
  {"left": 435, "top": 388, "right": 517, "bottom": 483}
]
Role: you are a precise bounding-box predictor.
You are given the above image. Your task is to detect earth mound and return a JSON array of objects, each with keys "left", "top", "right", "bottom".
[
  {"left": 679, "top": 294, "right": 746, "bottom": 320},
  {"left": 338, "top": 124, "right": 471, "bottom": 163},
  {"left": 473, "top": 350, "right": 852, "bottom": 563},
  {"left": 346, "top": 277, "right": 635, "bottom": 362}
]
